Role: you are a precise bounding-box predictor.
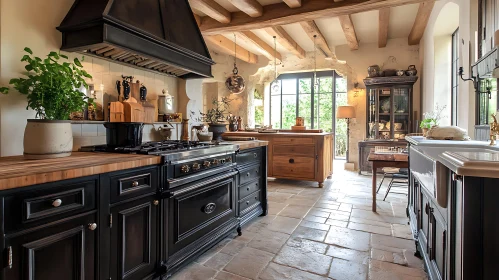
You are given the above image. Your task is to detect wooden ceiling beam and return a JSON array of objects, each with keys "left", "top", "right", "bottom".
[
  {"left": 265, "top": 26, "right": 306, "bottom": 59},
  {"left": 189, "top": 0, "right": 231, "bottom": 24},
  {"left": 338, "top": 15, "right": 359, "bottom": 50},
  {"left": 300, "top": 21, "right": 335, "bottom": 58},
  {"left": 228, "top": 0, "right": 263, "bottom": 17},
  {"left": 193, "top": 13, "right": 202, "bottom": 26},
  {"left": 199, "top": 0, "right": 429, "bottom": 35},
  {"left": 204, "top": 35, "right": 259, "bottom": 63},
  {"left": 408, "top": 1, "right": 435, "bottom": 45},
  {"left": 283, "top": 0, "right": 302, "bottom": 8},
  {"left": 239, "top": 31, "right": 282, "bottom": 62},
  {"left": 378, "top": 8, "right": 390, "bottom": 48}
]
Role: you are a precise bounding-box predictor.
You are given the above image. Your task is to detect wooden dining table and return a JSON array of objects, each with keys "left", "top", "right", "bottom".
[{"left": 368, "top": 150, "right": 409, "bottom": 212}]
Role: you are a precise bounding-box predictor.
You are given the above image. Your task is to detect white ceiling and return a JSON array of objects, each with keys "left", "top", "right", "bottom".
[{"left": 200, "top": 1, "right": 421, "bottom": 57}]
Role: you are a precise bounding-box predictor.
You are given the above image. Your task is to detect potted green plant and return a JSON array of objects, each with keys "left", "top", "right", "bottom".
[
  {"left": 420, "top": 104, "right": 446, "bottom": 137},
  {"left": 0, "top": 48, "right": 93, "bottom": 159},
  {"left": 193, "top": 97, "right": 232, "bottom": 141}
]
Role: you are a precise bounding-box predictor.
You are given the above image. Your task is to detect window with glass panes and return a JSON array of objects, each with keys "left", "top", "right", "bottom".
[
  {"left": 451, "top": 28, "right": 459, "bottom": 125},
  {"left": 269, "top": 70, "right": 348, "bottom": 158}
]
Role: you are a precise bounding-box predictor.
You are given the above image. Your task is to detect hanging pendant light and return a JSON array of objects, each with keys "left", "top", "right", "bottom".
[
  {"left": 313, "top": 35, "right": 319, "bottom": 91},
  {"left": 226, "top": 33, "right": 245, "bottom": 94},
  {"left": 271, "top": 36, "right": 280, "bottom": 94}
]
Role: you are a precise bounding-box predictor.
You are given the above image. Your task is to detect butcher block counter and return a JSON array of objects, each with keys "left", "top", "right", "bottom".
[
  {"left": 223, "top": 131, "right": 334, "bottom": 187},
  {"left": 0, "top": 152, "right": 161, "bottom": 190}
]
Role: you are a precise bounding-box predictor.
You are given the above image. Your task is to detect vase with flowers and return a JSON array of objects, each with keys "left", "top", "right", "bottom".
[{"left": 420, "top": 104, "right": 447, "bottom": 137}]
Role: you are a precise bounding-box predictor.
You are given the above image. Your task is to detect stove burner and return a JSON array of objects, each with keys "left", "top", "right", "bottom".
[{"left": 80, "top": 140, "right": 213, "bottom": 155}]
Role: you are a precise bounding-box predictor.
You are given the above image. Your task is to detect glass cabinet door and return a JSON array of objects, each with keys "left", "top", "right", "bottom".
[
  {"left": 366, "top": 86, "right": 411, "bottom": 140},
  {"left": 392, "top": 87, "right": 410, "bottom": 139}
]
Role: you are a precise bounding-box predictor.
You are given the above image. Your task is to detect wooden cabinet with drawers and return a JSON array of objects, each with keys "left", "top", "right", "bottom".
[{"left": 225, "top": 132, "right": 333, "bottom": 187}]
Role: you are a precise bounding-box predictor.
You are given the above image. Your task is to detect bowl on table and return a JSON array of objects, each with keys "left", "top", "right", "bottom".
[{"left": 197, "top": 132, "right": 213, "bottom": 142}]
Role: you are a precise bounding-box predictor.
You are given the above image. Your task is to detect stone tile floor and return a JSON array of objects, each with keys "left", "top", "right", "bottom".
[{"left": 171, "top": 163, "right": 427, "bottom": 280}]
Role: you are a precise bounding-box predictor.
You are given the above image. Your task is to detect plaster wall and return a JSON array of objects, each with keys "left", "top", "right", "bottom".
[
  {"left": 420, "top": 0, "right": 478, "bottom": 136},
  {"left": 433, "top": 36, "right": 452, "bottom": 126},
  {"left": 336, "top": 38, "right": 420, "bottom": 168},
  {"left": 0, "top": 0, "right": 179, "bottom": 156}
]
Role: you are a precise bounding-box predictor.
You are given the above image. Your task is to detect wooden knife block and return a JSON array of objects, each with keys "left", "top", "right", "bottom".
[
  {"left": 123, "top": 101, "right": 145, "bottom": 122},
  {"left": 109, "top": 102, "right": 124, "bottom": 122}
]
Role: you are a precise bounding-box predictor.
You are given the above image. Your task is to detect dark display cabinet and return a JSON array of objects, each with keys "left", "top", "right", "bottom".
[{"left": 364, "top": 76, "right": 418, "bottom": 140}]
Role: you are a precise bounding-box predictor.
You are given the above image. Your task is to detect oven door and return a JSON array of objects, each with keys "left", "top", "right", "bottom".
[{"left": 163, "top": 170, "right": 237, "bottom": 259}]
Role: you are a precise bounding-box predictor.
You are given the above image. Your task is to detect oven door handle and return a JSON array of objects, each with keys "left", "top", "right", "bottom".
[{"left": 163, "top": 170, "right": 238, "bottom": 198}]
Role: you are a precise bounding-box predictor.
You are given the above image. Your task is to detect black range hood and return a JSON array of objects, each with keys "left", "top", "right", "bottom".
[{"left": 57, "top": 0, "right": 214, "bottom": 79}]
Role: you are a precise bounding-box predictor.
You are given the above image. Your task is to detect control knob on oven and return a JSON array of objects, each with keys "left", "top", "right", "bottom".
[
  {"left": 212, "top": 159, "right": 220, "bottom": 165},
  {"left": 203, "top": 161, "right": 211, "bottom": 168},
  {"left": 181, "top": 165, "right": 190, "bottom": 173},
  {"left": 192, "top": 163, "right": 201, "bottom": 171}
]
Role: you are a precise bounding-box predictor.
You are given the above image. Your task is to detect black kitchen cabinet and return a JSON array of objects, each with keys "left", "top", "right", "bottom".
[
  {"left": 3, "top": 212, "right": 98, "bottom": 280},
  {"left": 109, "top": 195, "right": 159, "bottom": 280}
]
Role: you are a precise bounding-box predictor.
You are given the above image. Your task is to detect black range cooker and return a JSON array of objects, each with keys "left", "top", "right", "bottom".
[{"left": 81, "top": 140, "right": 241, "bottom": 277}]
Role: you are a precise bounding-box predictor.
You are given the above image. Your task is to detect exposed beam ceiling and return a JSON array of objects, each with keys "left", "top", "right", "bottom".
[
  {"left": 193, "top": 13, "right": 202, "bottom": 26},
  {"left": 265, "top": 26, "right": 306, "bottom": 59},
  {"left": 378, "top": 8, "right": 390, "bottom": 48},
  {"left": 408, "top": 1, "right": 435, "bottom": 45},
  {"left": 228, "top": 0, "right": 263, "bottom": 17},
  {"left": 204, "top": 35, "right": 259, "bottom": 63},
  {"left": 338, "top": 15, "right": 359, "bottom": 50},
  {"left": 283, "top": 0, "right": 302, "bottom": 8},
  {"left": 189, "top": 0, "right": 231, "bottom": 24},
  {"left": 300, "top": 21, "right": 335, "bottom": 58},
  {"left": 199, "top": 0, "right": 430, "bottom": 35},
  {"left": 239, "top": 31, "right": 283, "bottom": 62}
]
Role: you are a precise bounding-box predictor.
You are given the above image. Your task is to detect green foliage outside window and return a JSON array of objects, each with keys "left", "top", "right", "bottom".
[{"left": 269, "top": 73, "right": 348, "bottom": 158}]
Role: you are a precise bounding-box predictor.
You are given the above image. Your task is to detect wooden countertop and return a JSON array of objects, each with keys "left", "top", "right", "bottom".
[
  {"left": 223, "top": 131, "right": 334, "bottom": 137},
  {"left": 226, "top": 140, "right": 268, "bottom": 150},
  {"left": 0, "top": 152, "right": 161, "bottom": 191}
]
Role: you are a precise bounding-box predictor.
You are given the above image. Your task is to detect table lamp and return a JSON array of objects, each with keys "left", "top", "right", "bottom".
[{"left": 337, "top": 105, "right": 356, "bottom": 162}]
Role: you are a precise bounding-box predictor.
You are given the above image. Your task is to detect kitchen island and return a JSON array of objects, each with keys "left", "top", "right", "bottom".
[
  {"left": 0, "top": 140, "right": 268, "bottom": 280},
  {"left": 223, "top": 131, "right": 333, "bottom": 187},
  {"left": 406, "top": 136, "right": 499, "bottom": 280}
]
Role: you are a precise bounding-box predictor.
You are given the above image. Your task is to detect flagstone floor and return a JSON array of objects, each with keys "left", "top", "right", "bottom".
[{"left": 171, "top": 162, "right": 427, "bottom": 280}]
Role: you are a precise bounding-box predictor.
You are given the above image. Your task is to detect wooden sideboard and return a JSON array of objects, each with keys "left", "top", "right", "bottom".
[{"left": 223, "top": 132, "right": 334, "bottom": 187}]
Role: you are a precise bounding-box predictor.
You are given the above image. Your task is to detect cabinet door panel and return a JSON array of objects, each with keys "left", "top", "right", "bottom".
[
  {"left": 430, "top": 204, "right": 447, "bottom": 280},
  {"left": 420, "top": 189, "right": 430, "bottom": 254},
  {"left": 4, "top": 213, "right": 97, "bottom": 280},
  {"left": 110, "top": 196, "right": 158, "bottom": 280}
]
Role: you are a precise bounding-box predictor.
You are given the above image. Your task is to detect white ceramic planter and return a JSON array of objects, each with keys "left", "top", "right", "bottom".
[{"left": 23, "top": 119, "right": 73, "bottom": 159}]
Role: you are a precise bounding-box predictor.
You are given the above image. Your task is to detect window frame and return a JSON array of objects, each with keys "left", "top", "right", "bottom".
[
  {"left": 451, "top": 28, "right": 459, "bottom": 126},
  {"left": 269, "top": 70, "right": 343, "bottom": 130}
]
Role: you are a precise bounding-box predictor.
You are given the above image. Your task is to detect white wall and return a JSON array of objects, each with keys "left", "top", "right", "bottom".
[
  {"left": 0, "top": 0, "right": 179, "bottom": 156},
  {"left": 420, "top": 0, "right": 477, "bottom": 136}
]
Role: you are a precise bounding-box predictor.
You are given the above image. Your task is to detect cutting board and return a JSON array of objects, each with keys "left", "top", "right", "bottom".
[{"left": 109, "top": 102, "right": 124, "bottom": 122}]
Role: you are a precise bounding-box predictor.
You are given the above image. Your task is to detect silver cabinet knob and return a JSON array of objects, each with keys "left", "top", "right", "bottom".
[
  {"left": 52, "top": 199, "right": 62, "bottom": 207},
  {"left": 153, "top": 200, "right": 159, "bottom": 206},
  {"left": 88, "top": 223, "right": 97, "bottom": 231},
  {"left": 132, "top": 181, "right": 139, "bottom": 187}
]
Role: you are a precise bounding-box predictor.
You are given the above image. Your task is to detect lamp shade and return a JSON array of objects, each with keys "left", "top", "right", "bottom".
[{"left": 337, "top": 105, "right": 356, "bottom": 119}]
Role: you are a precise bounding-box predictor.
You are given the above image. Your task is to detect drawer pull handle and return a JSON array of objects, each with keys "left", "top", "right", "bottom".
[
  {"left": 88, "top": 223, "right": 97, "bottom": 231},
  {"left": 254, "top": 153, "right": 258, "bottom": 158},
  {"left": 255, "top": 170, "right": 259, "bottom": 174},
  {"left": 52, "top": 199, "right": 62, "bottom": 207},
  {"left": 246, "top": 173, "right": 250, "bottom": 177},
  {"left": 247, "top": 187, "right": 250, "bottom": 191},
  {"left": 203, "top": 203, "right": 217, "bottom": 214},
  {"left": 132, "top": 181, "right": 139, "bottom": 187},
  {"left": 289, "top": 159, "right": 294, "bottom": 163},
  {"left": 246, "top": 201, "right": 250, "bottom": 205},
  {"left": 153, "top": 200, "right": 159, "bottom": 206}
]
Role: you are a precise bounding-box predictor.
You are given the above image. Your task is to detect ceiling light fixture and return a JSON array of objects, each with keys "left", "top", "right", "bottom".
[{"left": 225, "top": 33, "right": 245, "bottom": 94}]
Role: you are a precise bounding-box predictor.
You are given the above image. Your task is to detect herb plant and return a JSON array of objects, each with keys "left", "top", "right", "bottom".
[
  {"left": 191, "top": 97, "right": 232, "bottom": 124},
  {"left": 0, "top": 48, "right": 93, "bottom": 120}
]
